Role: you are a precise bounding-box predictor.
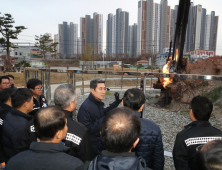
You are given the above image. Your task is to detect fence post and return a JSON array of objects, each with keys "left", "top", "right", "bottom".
[
  {"left": 142, "top": 75, "right": 147, "bottom": 118},
  {"left": 121, "top": 64, "right": 123, "bottom": 90},
  {"left": 82, "top": 65, "right": 84, "bottom": 95},
  {"left": 136, "top": 65, "right": 139, "bottom": 88},
  {"left": 72, "top": 71, "right": 75, "bottom": 87},
  {"left": 105, "top": 65, "right": 107, "bottom": 82},
  {"left": 41, "top": 71, "right": 45, "bottom": 95}
]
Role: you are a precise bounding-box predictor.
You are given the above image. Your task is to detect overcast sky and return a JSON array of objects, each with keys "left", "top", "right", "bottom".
[{"left": 1, "top": 0, "right": 222, "bottom": 55}]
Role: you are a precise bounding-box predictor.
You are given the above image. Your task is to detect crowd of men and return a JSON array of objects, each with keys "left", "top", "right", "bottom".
[{"left": 0, "top": 76, "right": 222, "bottom": 170}]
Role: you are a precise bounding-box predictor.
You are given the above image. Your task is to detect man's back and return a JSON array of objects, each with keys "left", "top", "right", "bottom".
[
  {"left": 88, "top": 150, "right": 147, "bottom": 170},
  {"left": 18, "top": 110, "right": 95, "bottom": 163},
  {"left": 132, "top": 115, "right": 164, "bottom": 170},
  {"left": 5, "top": 142, "right": 83, "bottom": 170},
  {"left": 64, "top": 110, "right": 95, "bottom": 162},
  {"left": 173, "top": 121, "right": 222, "bottom": 170},
  {"left": 2, "top": 108, "right": 32, "bottom": 163}
]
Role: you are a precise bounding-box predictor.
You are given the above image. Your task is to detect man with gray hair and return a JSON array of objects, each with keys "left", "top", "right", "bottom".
[
  {"left": 54, "top": 84, "right": 94, "bottom": 162},
  {"left": 18, "top": 84, "right": 94, "bottom": 163},
  {"left": 78, "top": 78, "right": 122, "bottom": 155}
]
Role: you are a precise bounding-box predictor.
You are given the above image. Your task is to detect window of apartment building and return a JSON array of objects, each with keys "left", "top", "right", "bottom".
[
  {"left": 15, "top": 52, "right": 18, "bottom": 55},
  {"left": 19, "top": 52, "right": 22, "bottom": 55}
]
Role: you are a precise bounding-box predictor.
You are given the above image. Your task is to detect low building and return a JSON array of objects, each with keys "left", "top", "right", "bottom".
[
  {"left": 137, "top": 60, "right": 149, "bottom": 67},
  {"left": 79, "top": 61, "right": 122, "bottom": 68},
  {"left": 186, "top": 50, "right": 215, "bottom": 62}
]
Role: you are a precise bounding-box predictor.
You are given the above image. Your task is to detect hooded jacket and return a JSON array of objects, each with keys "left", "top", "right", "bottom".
[
  {"left": 88, "top": 150, "right": 149, "bottom": 170},
  {"left": 132, "top": 111, "right": 164, "bottom": 170},
  {"left": 77, "top": 93, "right": 120, "bottom": 155}
]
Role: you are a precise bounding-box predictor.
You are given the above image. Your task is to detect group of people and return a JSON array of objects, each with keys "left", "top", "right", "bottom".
[{"left": 0, "top": 76, "right": 221, "bottom": 170}]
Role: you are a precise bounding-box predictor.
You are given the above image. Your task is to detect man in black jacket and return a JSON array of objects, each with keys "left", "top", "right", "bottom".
[
  {"left": 77, "top": 78, "right": 122, "bottom": 155},
  {"left": 0, "top": 88, "right": 15, "bottom": 167},
  {"left": 27, "top": 78, "right": 48, "bottom": 116},
  {"left": 18, "top": 84, "right": 94, "bottom": 163},
  {"left": 5, "top": 106, "right": 83, "bottom": 170},
  {"left": 88, "top": 107, "right": 149, "bottom": 170},
  {"left": 2, "top": 88, "right": 33, "bottom": 163},
  {"left": 54, "top": 84, "right": 94, "bottom": 162},
  {"left": 173, "top": 95, "right": 222, "bottom": 170},
  {"left": 122, "top": 88, "right": 164, "bottom": 170}
]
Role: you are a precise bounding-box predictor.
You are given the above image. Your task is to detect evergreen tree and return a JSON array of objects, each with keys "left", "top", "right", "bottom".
[
  {"left": 0, "top": 13, "right": 26, "bottom": 70},
  {"left": 34, "top": 34, "right": 58, "bottom": 62}
]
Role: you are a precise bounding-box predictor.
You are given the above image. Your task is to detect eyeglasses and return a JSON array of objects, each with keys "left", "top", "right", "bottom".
[
  {"left": 35, "top": 87, "right": 43, "bottom": 90},
  {"left": 2, "top": 83, "right": 9, "bottom": 85}
]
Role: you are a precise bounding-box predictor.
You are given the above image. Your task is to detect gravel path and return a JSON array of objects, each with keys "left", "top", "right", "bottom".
[{"left": 76, "top": 91, "right": 222, "bottom": 170}]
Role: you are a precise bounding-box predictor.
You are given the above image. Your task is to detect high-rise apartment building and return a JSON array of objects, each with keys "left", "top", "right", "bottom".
[
  {"left": 137, "top": 0, "right": 147, "bottom": 55},
  {"left": 184, "top": 4, "right": 218, "bottom": 53},
  {"left": 159, "top": 0, "right": 168, "bottom": 54},
  {"left": 145, "top": 0, "right": 153, "bottom": 54},
  {"left": 119, "top": 11, "right": 129, "bottom": 55},
  {"left": 137, "top": 0, "right": 168, "bottom": 55},
  {"left": 80, "top": 13, "right": 103, "bottom": 54},
  {"left": 106, "top": 8, "right": 129, "bottom": 57},
  {"left": 153, "top": 3, "right": 161, "bottom": 54},
  {"left": 128, "top": 24, "right": 137, "bottom": 56},
  {"left": 58, "top": 22, "right": 78, "bottom": 58}
]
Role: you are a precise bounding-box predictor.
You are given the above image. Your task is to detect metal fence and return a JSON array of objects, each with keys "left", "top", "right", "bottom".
[{"left": 24, "top": 68, "right": 222, "bottom": 109}]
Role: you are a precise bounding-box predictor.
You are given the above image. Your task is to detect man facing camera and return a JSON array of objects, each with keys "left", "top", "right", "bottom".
[
  {"left": 173, "top": 96, "right": 222, "bottom": 170},
  {"left": 77, "top": 78, "right": 122, "bottom": 155},
  {"left": 88, "top": 107, "right": 149, "bottom": 170},
  {"left": 5, "top": 106, "right": 83, "bottom": 170},
  {"left": 27, "top": 79, "right": 48, "bottom": 116},
  {"left": 122, "top": 88, "right": 164, "bottom": 170}
]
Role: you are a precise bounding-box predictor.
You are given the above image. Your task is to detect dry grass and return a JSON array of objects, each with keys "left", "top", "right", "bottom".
[{"left": 2, "top": 69, "right": 157, "bottom": 88}]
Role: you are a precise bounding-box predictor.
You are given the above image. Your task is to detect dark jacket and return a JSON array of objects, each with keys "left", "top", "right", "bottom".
[
  {"left": 173, "top": 121, "right": 222, "bottom": 170},
  {"left": 5, "top": 142, "right": 83, "bottom": 170},
  {"left": 18, "top": 110, "right": 95, "bottom": 163},
  {"left": 10, "top": 84, "right": 17, "bottom": 89},
  {"left": 132, "top": 111, "right": 164, "bottom": 170},
  {"left": 0, "top": 103, "right": 12, "bottom": 163},
  {"left": 2, "top": 108, "right": 33, "bottom": 163},
  {"left": 77, "top": 93, "right": 120, "bottom": 155},
  {"left": 88, "top": 150, "right": 150, "bottom": 170},
  {"left": 28, "top": 95, "right": 48, "bottom": 116}
]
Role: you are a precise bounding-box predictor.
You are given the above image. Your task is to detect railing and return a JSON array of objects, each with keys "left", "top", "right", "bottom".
[{"left": 24, "top": 68, "right": 222, "bottom": 107}]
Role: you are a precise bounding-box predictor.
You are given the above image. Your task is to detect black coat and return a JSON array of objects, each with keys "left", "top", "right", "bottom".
[
  {"left": 77, "top": 93, "right": 119, "bottom": 155},
  {"left": 2, "top": 108, "right": 33, "bottom": 163},
  {"left": 5, "top": 142, "right": 83, "bottom": 170},
  {"left": 28, "top": 95, "right": 48, "bottom": 116},
  {"left": 132, "top": 112, "right": 164, "bottom": 170},
  {"left": 173, "top": 121, "right": 222, "bottom": 170},
  {"left": 18, "top": 110, "right": 95, "bottom": 163},
  {"left": 0, "top": 103, "right": 12, "bottom": 163},
  {"left": 88, "top": 150, "right": 150, "bottom": 170}
]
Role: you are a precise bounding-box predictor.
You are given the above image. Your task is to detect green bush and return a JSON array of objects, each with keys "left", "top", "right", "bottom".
[{"left": 206, "top": 86, "right": 222, "bottom": 103}]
